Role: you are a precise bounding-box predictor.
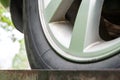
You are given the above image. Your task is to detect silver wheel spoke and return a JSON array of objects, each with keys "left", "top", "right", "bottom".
[
  {"left": 45, "top": 0, "right": 74, "bottom": 22},
  {"left": 39, "top": 0, "right": 120, "bottom": 62},
  {"left": 69, "top": 0, "right": 104, "bottom": 55}
]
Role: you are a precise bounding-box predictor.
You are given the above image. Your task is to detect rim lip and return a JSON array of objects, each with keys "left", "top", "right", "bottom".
[{"left": 38, "top": 0, "right": 120, "bottom": 62}]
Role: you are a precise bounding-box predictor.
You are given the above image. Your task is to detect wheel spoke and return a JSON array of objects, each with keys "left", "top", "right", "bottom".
[
  {"left": 69, "top": 0, "right": 104, "bottom": 55},
  {"left": 45, "top": 0, "right": 74, "bottom": 22}
]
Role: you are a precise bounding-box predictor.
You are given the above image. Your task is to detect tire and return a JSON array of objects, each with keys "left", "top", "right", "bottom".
[
  {"left": 10, "top": 0, "right": 23, "bottom": 32},
  {"left": 23, "top": 0, "right": 120, "bottom": 69}
]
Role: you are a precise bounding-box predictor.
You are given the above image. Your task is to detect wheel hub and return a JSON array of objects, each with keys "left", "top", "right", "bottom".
[{"left": 38, "top": 0, "right": 120, "bottom": 62}]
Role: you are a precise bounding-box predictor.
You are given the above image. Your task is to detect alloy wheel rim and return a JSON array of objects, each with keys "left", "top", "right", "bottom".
[{"left": 38, "top": 0, "right": 120, "bottom": 62}]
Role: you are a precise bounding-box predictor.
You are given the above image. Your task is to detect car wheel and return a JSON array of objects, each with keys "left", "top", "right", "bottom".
[{"left": 23, "top": 0, "right": 120, "bottom": 69}]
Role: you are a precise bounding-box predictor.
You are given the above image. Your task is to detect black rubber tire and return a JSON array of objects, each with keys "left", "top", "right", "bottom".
[
  {"left": 10, "top": 0, "right": 23, "bottom": 33},
  {"left": 23, "top": 0, "right": 120, "bottom": 70}
]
